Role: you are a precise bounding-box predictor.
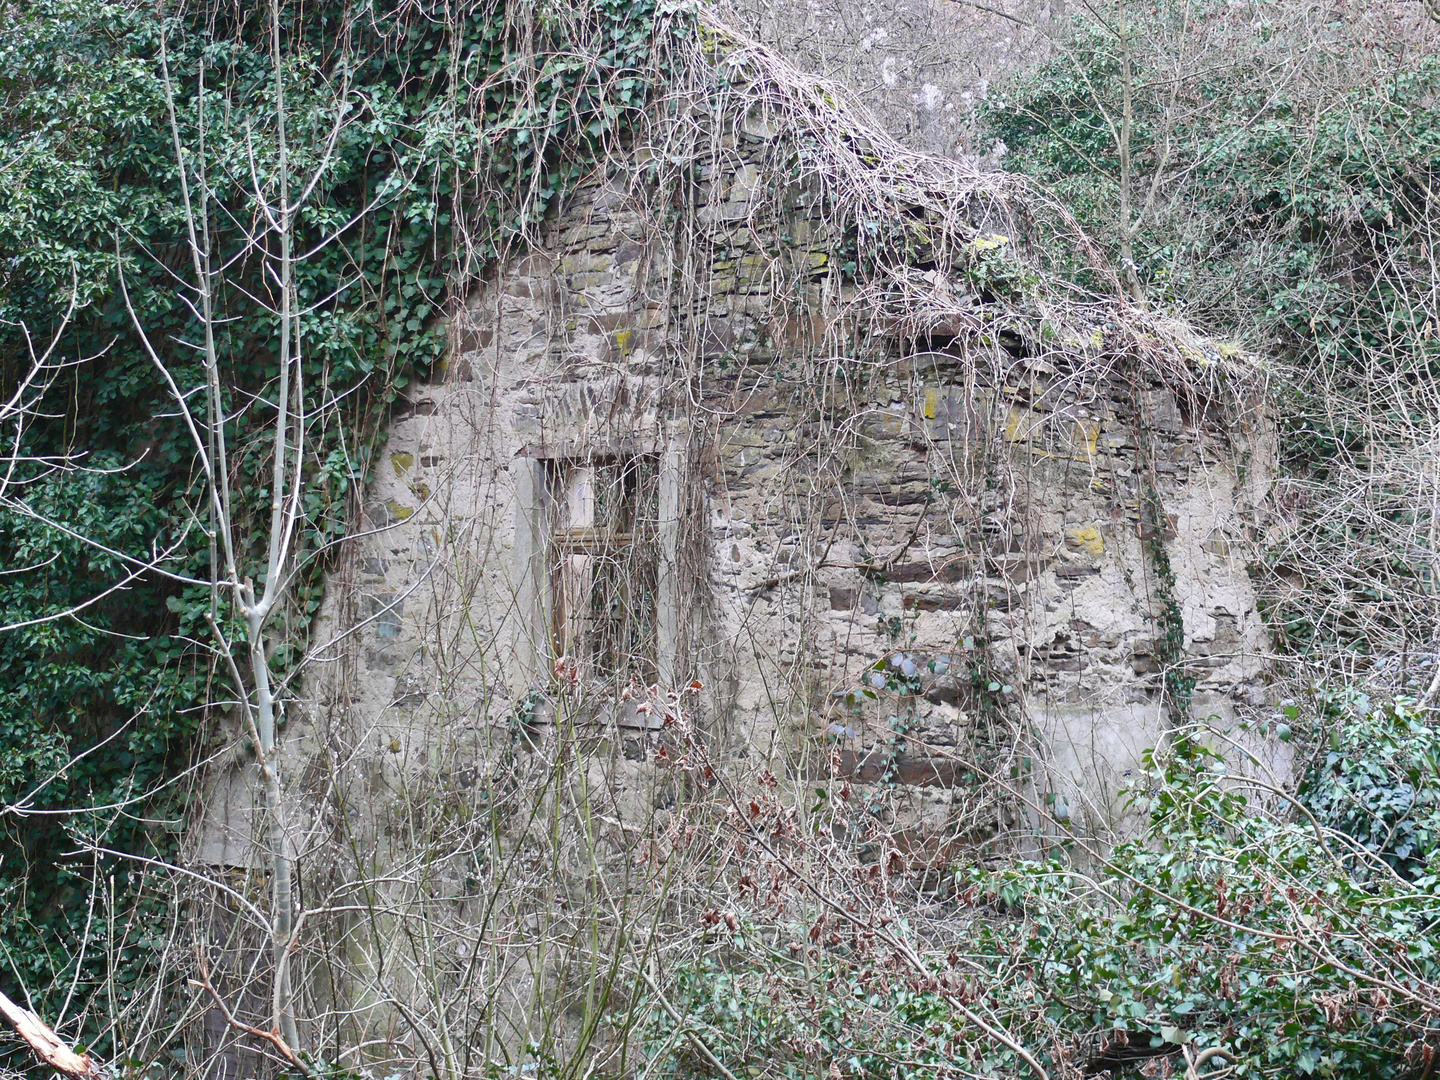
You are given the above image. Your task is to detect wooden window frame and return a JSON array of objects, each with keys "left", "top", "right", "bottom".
[
  {"left": 546, "top": 456, "right": 659, "bottom": 686},
  {"left": 512, "top": 421, "right": 686, "bottom": 695}
]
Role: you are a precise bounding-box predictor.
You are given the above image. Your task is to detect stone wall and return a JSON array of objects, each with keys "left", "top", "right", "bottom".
[
  {"left": 174, "top": 40, "right": 1282, "bottom": 1074},
  {"left": 271, "top": 116, "right": 1272, "bottom": 859}
]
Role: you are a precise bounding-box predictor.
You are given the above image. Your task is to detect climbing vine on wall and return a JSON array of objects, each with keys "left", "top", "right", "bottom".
[
  {"left": 1141, "top": 486, "right": 1196, "bottom": 721},
  {"left": 0, "top": 0, "right": 668, "bottom": 1052}
]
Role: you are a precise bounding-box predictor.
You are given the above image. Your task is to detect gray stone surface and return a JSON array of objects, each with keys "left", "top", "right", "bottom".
[
  {"left": 201, "top": 84, "right": 1275, "bottom": 875},
  {"left": 278, "top": 157, "right": 1273, "bottom": 850}
]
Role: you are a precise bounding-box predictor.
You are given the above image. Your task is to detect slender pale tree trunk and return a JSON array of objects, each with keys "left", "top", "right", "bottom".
[{"left": 1116, "top": 0, "right": 1145, "bottom": 304}]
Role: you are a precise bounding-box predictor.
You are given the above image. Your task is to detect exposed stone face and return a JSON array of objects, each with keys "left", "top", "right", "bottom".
[
  {"left": 285, "top": 117, "right": 1272, "bottom": 852},
  {"left": 176, "top": 36, "right": 1279, "bottom": 1073}
]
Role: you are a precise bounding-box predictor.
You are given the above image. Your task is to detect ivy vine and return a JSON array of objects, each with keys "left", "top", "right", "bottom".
[
  {"left": 1141, "top": 485, "right": 1195, "bottom": 722},
  {"left": 0, "top": 0, "right": 668, "bottom": 1054}
]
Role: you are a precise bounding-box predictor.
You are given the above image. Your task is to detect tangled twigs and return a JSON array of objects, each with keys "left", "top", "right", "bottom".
[
  {"left": 0, "top": 988, "right": 103, "bottom": 1078},
  {"left": 681, "top": 729, "right": 1052, "bottom": 1080},
  {"left": 188, "top": 948, "right": 321, "bottom": 1080}
]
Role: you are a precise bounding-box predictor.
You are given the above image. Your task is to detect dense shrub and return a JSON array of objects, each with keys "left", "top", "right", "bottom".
[
  {"left": 646, "top": 697, "right": 1440, "bottom": 1080},
  {"left": 0, "top": 0, "right": 661, "bottom": 1055}
]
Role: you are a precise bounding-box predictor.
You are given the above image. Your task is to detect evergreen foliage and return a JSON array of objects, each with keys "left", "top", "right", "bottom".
[{"left": 0, "top": 0, "right": 661, "bottom": 1054}]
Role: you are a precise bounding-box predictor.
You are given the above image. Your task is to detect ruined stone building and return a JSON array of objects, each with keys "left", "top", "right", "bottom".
[
  {"left": 184, "top": 20, "right": 1278, "bottom": 1070},
  {"left": 218, "top": 28, "right": 1272, "bottom": 864}
]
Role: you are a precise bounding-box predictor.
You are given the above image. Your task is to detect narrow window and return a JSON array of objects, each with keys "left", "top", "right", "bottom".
[{"left": 548, "top": 456, "right": 659, "bottom": 685}]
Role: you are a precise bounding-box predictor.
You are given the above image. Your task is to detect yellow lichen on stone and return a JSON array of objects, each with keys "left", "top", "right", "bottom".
[
  {"left": 1072, "top": 421, "right": 1099, "bottom": 461},
  {"left": 923, "top": 388, "right": 939, "bottom": 419},
  {"left": 391, "top": 452, "right": 414, "bottom": 476},
  {"left": 1067, "top": 525, "right": 1105, "bottom": 557},
  {"left": 737, "top": 254, "right": 770, "bottom": 278},
  {"left": 969, "top": 233, "right": 1010, "bottom": 253}
]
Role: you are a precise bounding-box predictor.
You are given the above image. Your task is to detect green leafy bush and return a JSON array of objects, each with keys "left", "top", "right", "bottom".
[
  {"left": 0, "top": 0, "right": 664, "bottom": 1055},
  {"left": 1298, "top": 692, "right": 1440, "bottom": 881},
  {"left": 968, "top": 720, "right": 1440, "bottom": 1079},
  {"left": 646, "top": 941, "right": 1008, "bottom": 1080}
]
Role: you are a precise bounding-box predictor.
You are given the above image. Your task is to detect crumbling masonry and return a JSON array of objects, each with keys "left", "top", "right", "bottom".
[{"left": 272, "top": 122, "right": 1270, "bottom": 864}]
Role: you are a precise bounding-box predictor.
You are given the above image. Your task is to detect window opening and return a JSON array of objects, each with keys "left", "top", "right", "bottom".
[{"left": 547, "top": 456, "right": 659, "bottom": 685}]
